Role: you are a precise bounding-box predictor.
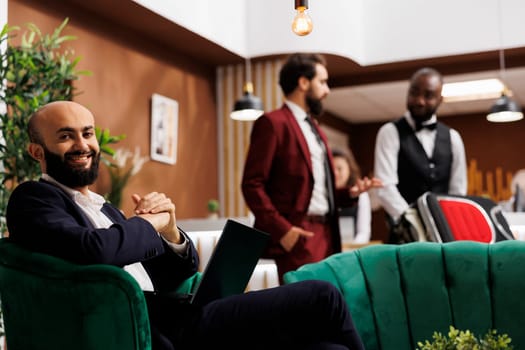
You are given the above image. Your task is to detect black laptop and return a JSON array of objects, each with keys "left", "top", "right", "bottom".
[{"left": 188, "top": 219, "right": 270, "bottom": 306}]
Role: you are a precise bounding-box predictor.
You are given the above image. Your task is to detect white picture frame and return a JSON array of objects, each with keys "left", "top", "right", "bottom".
[{"left": 150, "top": 93, "right": 178, "bottom": 165}]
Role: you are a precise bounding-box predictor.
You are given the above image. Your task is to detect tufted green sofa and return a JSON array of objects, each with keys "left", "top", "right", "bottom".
[
  {"left": 283, "top": 240, "right": 525, "bottom": 350},
  {"left": 0, "top": 238, "right": 201, "bottom": 350}
]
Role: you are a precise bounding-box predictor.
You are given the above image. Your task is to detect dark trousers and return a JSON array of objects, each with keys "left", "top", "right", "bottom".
[{"left": 147, "top": 280, "right": 364, "bottom": 350}]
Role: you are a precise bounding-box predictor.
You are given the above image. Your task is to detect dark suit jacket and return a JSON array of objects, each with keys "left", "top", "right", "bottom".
[
  {"left": 6, "top": 179, "right": 199, "bottom": 292},
  {"left": 242, "top": 104, "right": 353, "bottom": 257}
]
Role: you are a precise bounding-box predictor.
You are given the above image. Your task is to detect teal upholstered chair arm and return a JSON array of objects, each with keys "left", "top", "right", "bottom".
[
  {"left": 284, "top": 240, "right": 525, "bottom": 350},
  {"left": 0, "top": 238, "right": 201, "bottom": 350},
  {"left": 174, "top": 270, "right": 202, "bottom": 294}
]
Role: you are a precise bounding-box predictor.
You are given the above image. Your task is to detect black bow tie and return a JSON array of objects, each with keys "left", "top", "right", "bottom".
[{"left": 415, "top": 122, "right": 437, "bottom": 132}]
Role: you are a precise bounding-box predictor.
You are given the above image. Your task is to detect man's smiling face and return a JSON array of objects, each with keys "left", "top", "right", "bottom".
[{"left": 29, "top": 101, "right": 101, "bottom": 191}]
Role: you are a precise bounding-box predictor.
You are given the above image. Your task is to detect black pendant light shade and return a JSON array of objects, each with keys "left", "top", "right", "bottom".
[
  {"left": 487, "top": 93, "right": 523, "bottom": 122},
  {"left": 230, "top": 82, "right": 264, "bottom": 121},
  {"left": 486, "top": 0, "right": 523, "bottom": 123}
]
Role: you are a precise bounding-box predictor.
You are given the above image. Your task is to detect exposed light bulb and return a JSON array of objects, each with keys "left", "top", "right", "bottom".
[{"left": 292, "top": 6, "right": 313, "bottom": 36}]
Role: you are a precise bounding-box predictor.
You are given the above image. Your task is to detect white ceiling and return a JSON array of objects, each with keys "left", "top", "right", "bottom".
[
  {"left": 134, "top": 0, "right": 525, "bottom": 67},
  {"left": 121, "top": 1, "right": 525, "bottom": 126},
  {"left": 324, "top": 67, "right": 525, "bottom": 124}
]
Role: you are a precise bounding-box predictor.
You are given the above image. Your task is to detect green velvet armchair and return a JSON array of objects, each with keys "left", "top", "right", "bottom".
[
  {"left": 0, "top": 238, "right": 200, "bottom": 350},
  {"left": 283, "top": 240, "right": 525, "bottom": 350}
]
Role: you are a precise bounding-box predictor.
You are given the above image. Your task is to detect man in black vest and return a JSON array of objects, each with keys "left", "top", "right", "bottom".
[{"left": 373, "top": 67, "right": 467, "bottom": 243}]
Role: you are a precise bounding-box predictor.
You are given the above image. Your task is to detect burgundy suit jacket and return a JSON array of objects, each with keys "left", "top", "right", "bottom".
[{"left": 242, "top": 105, "right": 353, "bottom": 257}]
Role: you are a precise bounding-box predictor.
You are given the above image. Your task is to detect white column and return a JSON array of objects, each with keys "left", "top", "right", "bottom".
[{"left": 0, "top": 0, "right": 8, "bottom": 177}]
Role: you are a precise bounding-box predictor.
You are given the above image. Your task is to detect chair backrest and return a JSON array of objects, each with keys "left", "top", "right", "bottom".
[
  {"left": 417, "top": 192, "right": 514, "bottom": 242},
  {"left": 0, "top": 239, "right": 151, "bottom": 350},
  {"left": 284, "top": 240, "right": 525, "bottom": 350}
]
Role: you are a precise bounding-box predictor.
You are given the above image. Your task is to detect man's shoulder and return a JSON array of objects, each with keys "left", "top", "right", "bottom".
[
  {"left": 436, "top": 121, "right": 462, "bottom": 138},
  {"left": 445, "top": 125, "right": 464, "bottom": 144},
  {"left": 264, "top": 106, "right": 292, "bottom": 122},
  {"left": 377, "top": 119, "right": 399, "bottom": 134},
  {"left": 437, "top": 120, "right": 463, "bottom": 134},
  {"left": 10, "top": 179, "right": 66, "bottom": 202},
  {"left": 6, "top": 180, "right": 71, "bottom": 226},
  {"left": 383, "top": 116, "right": 404, "bottom": 126},
  {"left": 253, "top": 106, "right": 294, "bottom": 133},
  {"left": 14, "top": 179, "right": 56, "bottom": 191},
  {"left": 12, "top": 179, "right": 48, "bottom": 193},
  {"left": 437, "top": 120, "right": 451, "bottom": 129}
]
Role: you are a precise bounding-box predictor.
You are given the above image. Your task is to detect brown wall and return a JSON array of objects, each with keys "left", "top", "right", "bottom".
[
  {"left": 347, "top": 112, "right": 525, "bottom": 242},
  {"left": 8, "top": 0, "right": 219, "bottom": 218}
]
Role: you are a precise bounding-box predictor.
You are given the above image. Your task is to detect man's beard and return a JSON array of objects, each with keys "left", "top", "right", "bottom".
[
  {"left": 306, "top": 95, "right": 324, "bottom": 117},
  {"left": 409, "top": 105, "right": 437, "bottom": 123},
  {"left": 44, "top": 147, "right": 100, "bottom": 188}
]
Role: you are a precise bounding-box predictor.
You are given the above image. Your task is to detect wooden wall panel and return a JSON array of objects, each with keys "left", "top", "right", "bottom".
[
  {"left": 8, "top": 0, "right": 218, "bottom": 219},
  {"left": 216, "top": 59, "right": 282, "bottom": 217}
]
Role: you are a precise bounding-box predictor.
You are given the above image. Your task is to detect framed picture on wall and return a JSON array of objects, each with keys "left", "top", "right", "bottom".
[{"left": 150, "top": 93, "right": 178, "bottom": 165}]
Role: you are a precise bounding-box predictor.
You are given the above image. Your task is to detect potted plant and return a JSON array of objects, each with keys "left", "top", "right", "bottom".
[
  {"left": 207, "top": 199, "right": 220, "bottom": 219},
  {"left": 0, "top": 18, "right": 91, "bottom": 235},
  {"left": 0, "top": 20, "right": 128, "bottom": 348},
  {"left": 105, "top": 146, "right": 149, "bottom": 209},
  {"left": 417, "top": 326, "right": 513, "bottom": 350}
]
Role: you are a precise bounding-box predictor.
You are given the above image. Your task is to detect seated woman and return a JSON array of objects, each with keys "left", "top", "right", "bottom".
[{"left": 332, "top": 149, "right": 372, "bottom": 244}]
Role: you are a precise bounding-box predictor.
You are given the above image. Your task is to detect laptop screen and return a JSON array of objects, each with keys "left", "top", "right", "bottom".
[{"left": 190, "top": 219, "right": 270, "bottom": 306}]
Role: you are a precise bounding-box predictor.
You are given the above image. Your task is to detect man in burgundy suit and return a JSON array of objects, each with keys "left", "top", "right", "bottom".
[{"left": 242, "top": 53, "right": 381, "bottom": 282}]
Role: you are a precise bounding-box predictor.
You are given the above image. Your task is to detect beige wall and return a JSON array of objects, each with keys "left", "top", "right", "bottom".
[{"left": 8, "top": 0, "right": 218, "bottom": 219}]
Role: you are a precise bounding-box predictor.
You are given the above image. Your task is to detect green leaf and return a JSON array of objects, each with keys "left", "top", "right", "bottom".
[
  {"left": 25, "top": 22, "right": 41, "bottom": 37},
  {"left": 52, "top": 17, "right": 69, "bottom": 39},
  {"left": 100, "top": 145, "right": 116, "bottom": 157},
  {"left": 0, "top": 24, "right": 20, "bottom": 38},
  {"left": 0, "top": 23, "right": 8, "bottom": 38},
  {"left": 95, "top": 127, "right": 126, "bottom": 157},
  {"left": 54, "top": 35, "right": 77, "bottom": 45},
  {"left": 76, "top": 69, "right": 93, "bottom": 76},
  {"left": 416, "top": 326, "right": 513, "bottom": 350}
]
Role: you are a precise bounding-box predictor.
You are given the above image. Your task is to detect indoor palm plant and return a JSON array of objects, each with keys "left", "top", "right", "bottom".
[
  {"left": 0, "top": 19, "right": 128, "bottom": 346},
  {"left": 0, "top": 18, "right": 90, "bottom": 235},
  {"left": 0, "top": 19, "right": 103, "bottom": 346},
  {"left": 0, "top": 19, "right": 89, "bottom": 345}
]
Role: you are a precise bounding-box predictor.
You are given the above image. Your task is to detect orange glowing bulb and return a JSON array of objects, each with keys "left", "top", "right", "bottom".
[{"left": 292, "top": 6, "right": 313, "bottom": 36}]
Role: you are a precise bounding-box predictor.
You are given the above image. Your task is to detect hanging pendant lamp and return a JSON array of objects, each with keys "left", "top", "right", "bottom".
[
  {"left": 230, "top": 59, "right": 264, "bottom": 121},
  {"left": 487, "top": 90, "right": 523, "bottom": 122},
  {"left": 486, "top": 0, "right": 523, "bottom": 123},
  {"left": 292, "top": 0, "right": 313, "bottom": 36}
]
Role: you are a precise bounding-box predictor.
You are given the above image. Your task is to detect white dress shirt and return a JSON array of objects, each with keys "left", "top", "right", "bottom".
[
  {"left": 41, "top": 174, "right": 187, "bottom": 291},
  {"left": 285, "top": 101, "right": 330, "bottom": 215},
  {"left": 354, "top": 192, "right": 372, "bottom": 243},
  {"left": 373, "top": 112, "right": 467, "bottom": 221},
  {"left": 338, "top": 192, "right": 372, "bottom": 244}
]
